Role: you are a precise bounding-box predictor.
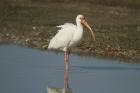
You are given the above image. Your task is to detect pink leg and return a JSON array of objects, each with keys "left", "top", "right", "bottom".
[
  {"left": 64, "top": 70, "right": 69, "bottom": 89},
  {"left": 65, "top": 50, "right": 70, "bottom": 71}
]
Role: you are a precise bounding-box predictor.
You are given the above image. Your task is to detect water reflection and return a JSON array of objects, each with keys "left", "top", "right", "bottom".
[{"left": 47, "top": 71, "right": 73, "bottom": 93}]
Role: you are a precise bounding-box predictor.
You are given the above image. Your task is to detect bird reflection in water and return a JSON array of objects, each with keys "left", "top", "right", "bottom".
[{"left": 47, "top": 71, "right": 73, "bottom": 93}]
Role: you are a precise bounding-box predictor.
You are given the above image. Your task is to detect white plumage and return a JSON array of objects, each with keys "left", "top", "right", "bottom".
[
  {"left": 48, "top": 23, "right": 83, "bottom": 51},
  {"left": 48, "top": 14, "right": 95, "bottom": 70}
]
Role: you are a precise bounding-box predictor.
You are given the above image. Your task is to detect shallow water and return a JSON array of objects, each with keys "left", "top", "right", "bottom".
[{"left": 0, "top": 45, "right": 140, "bottom": 93}]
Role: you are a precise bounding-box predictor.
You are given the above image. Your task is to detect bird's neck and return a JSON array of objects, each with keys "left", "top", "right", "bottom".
[
  {"left": 76, "top": 21, "right": 83, "bottom": 31},
  {"left": 73, "top": 21, "right": 83, "bottom": 42}
]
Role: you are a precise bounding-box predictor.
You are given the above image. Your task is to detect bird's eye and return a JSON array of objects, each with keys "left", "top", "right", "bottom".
[{"left": 80, "top": 17, "right": 84, "bottom": 20}]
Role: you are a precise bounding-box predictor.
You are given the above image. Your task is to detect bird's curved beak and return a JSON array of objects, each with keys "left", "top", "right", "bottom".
[{"left": 81, "top": 18, "right": 95, "bottom": 41}]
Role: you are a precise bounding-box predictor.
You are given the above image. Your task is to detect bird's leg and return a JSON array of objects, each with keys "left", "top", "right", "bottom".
[
  {"left": 64, "top": 70, "right": 69, "bottom": 89},
  {"left": 65, "top": 50, "right": 70, "bottom": 71},
  {"left": 66, "top": 50, "right": 70, "bottom": 61},
  {"left": 65, "top": 51, "right": 68, "bottom": 71}
]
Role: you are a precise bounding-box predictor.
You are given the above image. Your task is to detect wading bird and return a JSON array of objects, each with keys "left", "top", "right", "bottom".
[{"left": 48, "top": 14, "right": 95, "bottom": 70}]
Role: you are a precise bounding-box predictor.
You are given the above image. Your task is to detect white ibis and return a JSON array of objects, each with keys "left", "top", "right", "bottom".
[{"left": 48, "top": 14, "right": 95, "bottom": 70}]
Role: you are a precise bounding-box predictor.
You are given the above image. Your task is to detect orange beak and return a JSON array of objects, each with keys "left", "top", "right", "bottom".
[{"left": 80, "top": 18, "right": 95, "bottom": 41}]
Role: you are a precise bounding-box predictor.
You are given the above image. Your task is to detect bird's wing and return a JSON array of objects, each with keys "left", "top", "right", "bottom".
[
  {"left": 56, "top": 23, "right": 77, "bottom": 31},
  {"left": 48, "top": 23, "right": 77, "bottom": 51}
]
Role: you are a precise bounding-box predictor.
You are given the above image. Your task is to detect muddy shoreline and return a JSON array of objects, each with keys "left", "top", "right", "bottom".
[{"left": 0, "top": 26, "right": 140, "bottom": 63}]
